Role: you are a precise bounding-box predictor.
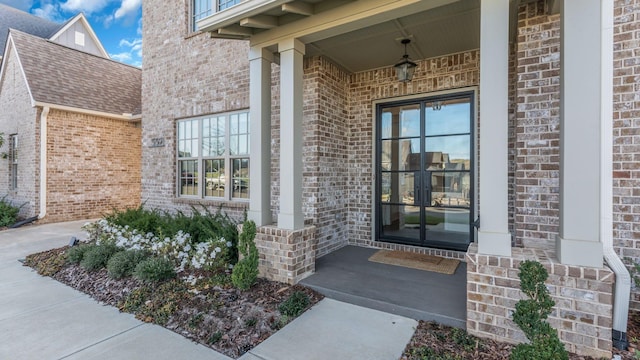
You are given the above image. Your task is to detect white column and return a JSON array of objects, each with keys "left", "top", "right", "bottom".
[
  {"left": 556, "top": 0, "right": 604, "bottom": 267},
  {"left": 277, "top": 38, "right": 305, "bottom": 230},
  {"left": 477, "top": 0, "right": 511, "bottom": 257},
  {"left": 248, "top": 47, "right": 273, "bottom": 226}
]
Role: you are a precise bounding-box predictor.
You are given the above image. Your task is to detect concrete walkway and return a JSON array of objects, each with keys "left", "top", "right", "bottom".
[{"left": 0, "top": 221, "right": 417, "bottom": 360}]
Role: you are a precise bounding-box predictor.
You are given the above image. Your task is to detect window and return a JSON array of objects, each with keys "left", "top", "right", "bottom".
[
  {"left": 177, "top": 111, "right": 250, "bottom": 200},
  {"left": 192, "top": 0, "right": 212, "bottom": 31},
  {"left": 8, "top": 134, "right": 17, "bottom": 190},
  {"left": 191, "top": 0, "right": 242, "bottom": 31}
]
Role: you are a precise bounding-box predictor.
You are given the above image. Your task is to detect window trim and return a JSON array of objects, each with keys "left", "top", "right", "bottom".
[
  {"left": 8, "top": 134, "right": 17, "bottom": 190},
  {"left": 176, "top": 110, "right": 250, "bottom": 202}
]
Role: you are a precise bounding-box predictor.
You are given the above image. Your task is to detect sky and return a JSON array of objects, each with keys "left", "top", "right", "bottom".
[{"left": 1, "top": 0, "right": 142, "bottom": 67}]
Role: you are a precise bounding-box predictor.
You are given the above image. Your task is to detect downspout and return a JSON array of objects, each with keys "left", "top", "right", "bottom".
[
  {"left": 38, "top": 106, "right": 49, "bottom": 220},
  {"left": 600, "top": 0, "right": 630, "bottom": 350}
]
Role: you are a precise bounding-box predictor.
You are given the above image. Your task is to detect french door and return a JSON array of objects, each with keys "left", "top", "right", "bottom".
[{"left": 376, "top": 91, "right": 475, "bottom": 251}]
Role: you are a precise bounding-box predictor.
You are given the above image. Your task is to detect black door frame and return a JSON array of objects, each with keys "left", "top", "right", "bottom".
[{"left": 374, "top": 89, "right": 476, "bottom": 251}]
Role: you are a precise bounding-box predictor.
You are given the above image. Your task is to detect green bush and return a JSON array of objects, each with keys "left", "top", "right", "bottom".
[
  {"left": 104, "top": 205, "right": 238, "bottom": 250},
  {"left": 66, "top": 244, "right": 96, "bottom": 264},
  {"left": 231, "top": 220, "right": 258, "bottom": 290},
  {"left": 133, "top": 257, "right": 176, "bottom": 283},
  {"left": 107, "top": 250, "right": 150, "bottom": 279},
  {"left": 510, "top": 260, "right": 568, "bottom": 360},
  {"left": 80, "top": 244, "right": 120, "bottom": 271},
  {"left": 0, "top": 195, "right": 21, "bottom": 227},
  {"left": 278, "top": 291, "right": 310, "bottom": 317}
]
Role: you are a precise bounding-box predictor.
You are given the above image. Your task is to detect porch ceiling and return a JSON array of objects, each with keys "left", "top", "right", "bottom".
[
  {"left": 198, "top": 0, "right": 538, "bottom": 75},
  {"left": 305, "top": 0, "right": 481, "bottom": 73}
]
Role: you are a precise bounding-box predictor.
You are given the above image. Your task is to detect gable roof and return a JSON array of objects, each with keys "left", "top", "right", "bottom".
[
  {"left": 7, "top": 30, "right": 141, "bottom": 116},
  {"left": 0, "top": 4, "right": 61, "bottom": 58},
  {"left": 48, "top": 13, "right": 109, "bottom": 58}
]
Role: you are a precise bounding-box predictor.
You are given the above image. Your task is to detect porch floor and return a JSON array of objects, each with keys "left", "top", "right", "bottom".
[{"left": 299, "top": 245, "right": 467, "bottom": 329}]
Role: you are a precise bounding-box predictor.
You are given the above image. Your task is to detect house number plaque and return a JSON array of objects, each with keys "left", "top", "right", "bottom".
[{"left": 150, "top": 138, "right": 165, "bottom": 148}]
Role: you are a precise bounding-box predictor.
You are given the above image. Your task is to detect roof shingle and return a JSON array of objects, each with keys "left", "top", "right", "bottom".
[
  {"left": 0, "top": 4, "right": 61, "bottom": 57},
  {"left": 10, "top": 30, "right": 141, "bottom": 116}
]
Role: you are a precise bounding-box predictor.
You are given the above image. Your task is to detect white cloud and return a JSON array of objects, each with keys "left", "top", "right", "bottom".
[
  {"left": 111, "top": 36, "right": 142, "bottom": 67},
  {"left": 60, "top": 0, "right": 112, "bottom": 15},
  {"left": 0, "top": 0, "right": 34, "bottom": 11},
  {"left": 114, "top": 0, "right": 140, "bottom": 20},
  {"left": 31, "top": 3, "right": 64, "bottom": 22},
  {"left": 109, "top": 52, "right": 131, "bottom": 62}
]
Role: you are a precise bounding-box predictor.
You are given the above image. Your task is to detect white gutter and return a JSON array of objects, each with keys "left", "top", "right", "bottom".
[
  {"left": 33, "top": 102, "right": 141, "bottom": 122},
  {"left": 600, "top": 0, "right": 630, "bottom": 350},
  {"left": 38, "top": 106, "right": 49, "bottom": 219}
]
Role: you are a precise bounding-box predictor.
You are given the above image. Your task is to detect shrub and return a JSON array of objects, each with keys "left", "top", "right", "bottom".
[
  {"left": 510, "top": 260, "right": 568, "bottom": 360},
  {"left": 80, "top": 244, "right": 120, "bottom": 271},
  {"left": 107, "top": 250, "right": 150, "bottom": 279},
  {"left": 0, "top": 195, "right": 21, "bottom": 227},
  {"left": 66, "top": 244, "right": 95, "bottom": 264},
  {"left": 278, "top": 291, "right": 310, "bottom": 317},
  {"left": 133, "top": 257, "right": 176, "bottom": 283},
  {"left": 232, "top": 220, "right": 259, "bottom": 290},
  {"left": 103, "top": 205, "right": 238, "bottom": 248}
]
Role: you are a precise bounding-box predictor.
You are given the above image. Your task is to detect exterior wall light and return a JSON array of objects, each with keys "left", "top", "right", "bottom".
[{"left": 394, "top": 39, "right": 417, "bottom": 82}]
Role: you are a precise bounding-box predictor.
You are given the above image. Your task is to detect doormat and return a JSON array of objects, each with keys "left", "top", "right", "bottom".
[{"left": 368, "top": 250, "right": 460, "bottom": 275}]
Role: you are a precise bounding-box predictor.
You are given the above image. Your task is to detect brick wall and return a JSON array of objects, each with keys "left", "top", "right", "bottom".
[
  {"left": 347, "top": 50, "right": 480, "bottom": 260},
  {"left": 141, "top": 0, "right": 249, "bottom": 221},
  {"left": 467, "top": 244, "right": 613, "bottom": 358},
  {"left": 302, "top": 57, "right": 350, "bottom": 257},
  {"left": 250, "top": 224, "right": 317, "bottom": 284},
  {"left": 0, "top": 43, "right": 40, "bottom": 219},
  {"left": 514, "top": 1, "right": 561, "bottom": 249},
  {"left": 44, "top": 109, "right": 141, "bottom": 223},
  {"left": 612, "top": 0, "right": 640, "bottom": 309}
]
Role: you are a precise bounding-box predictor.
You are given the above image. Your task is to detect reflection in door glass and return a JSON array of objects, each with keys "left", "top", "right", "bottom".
[{"left": 377, "top": 94, "right": 474, "bottom": 251}]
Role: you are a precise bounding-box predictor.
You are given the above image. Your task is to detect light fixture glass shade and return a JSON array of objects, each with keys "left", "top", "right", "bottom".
[{"left": 395, "top": 57, "right": 417, "bottom": 82}]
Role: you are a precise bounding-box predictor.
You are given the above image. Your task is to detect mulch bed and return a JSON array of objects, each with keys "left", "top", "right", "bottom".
[
  {"left": 401, "top": 316, "right": 640, "bottom": 360},
  {"left": 24, "top": 246, "right": 323, "bottom": 359},
  {"left": 25, "top": 246, "right": 640, "bottom": 360}
]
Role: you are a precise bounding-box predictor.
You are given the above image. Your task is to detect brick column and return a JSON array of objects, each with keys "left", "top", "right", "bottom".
[
  {"left": 248, "top": 46, "right": 273, "bottom": 226},
  {"left": 277, "top": 38, "right": 305, "bottom": 230},
  {"left": 478, "top": 0, "right": 512, "bottom": 256},
  {"left": 556, "top": 0, "right": 604, "bottom": 267}
]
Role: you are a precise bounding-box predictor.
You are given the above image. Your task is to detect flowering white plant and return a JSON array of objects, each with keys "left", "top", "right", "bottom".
[{"left": 82, "top": 220, "right": 232, "bottom": 272}]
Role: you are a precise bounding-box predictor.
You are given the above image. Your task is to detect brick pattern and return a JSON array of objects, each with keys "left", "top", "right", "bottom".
[
  {"left": 467, "top": 244, "right": 613, "bottom": 359},
  {"left": 612, "top": 0, "right": 640, "bottom": 308},
  {"left": 348, "top": 50, "right": 480, "bottom": 255},
  {"left": 301, "top": 57, "right": 350, "bottom": 257},
  {"left": 43, "top": 109, "right": 141, "bottom": 223},
  {"left": 0, "top": 43, "right": 39, "bottom": 219},
  {"left": 141, "top": 0, "right": 250, "bottom": 221},
  {"left": 252, "top": 224, "right": 317, "bottom": 284},
  {"left": 508, "top": 42, "right": 519, "bottom": 242},
  {"left": 514, "top": 2, "right": 561, "bottom": 249}
]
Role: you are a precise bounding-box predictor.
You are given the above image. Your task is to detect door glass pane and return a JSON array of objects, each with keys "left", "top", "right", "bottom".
[
  {"left": 380, "top": 172, "right": 416, "bottom": 205},
  {"left": 424, "top": 206, "right": 470, "bottom": 246},
  {"left": 380, "top": 104, "right": 420, "bottom": 139},
  {"left": 424, "top": 135, "right": 470, "bottom": 169},
  {"left": 381, "top": 139, "right": 420, "bottom": 171},
  {"left": 425, "top": 98, "right": 470, "bottom": 136},
  {"left": 380, "top": 204, "right": 421, "bottom": 243},
  {"left": 429, "top": 171, "right": 470, "bottom": 208}
]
